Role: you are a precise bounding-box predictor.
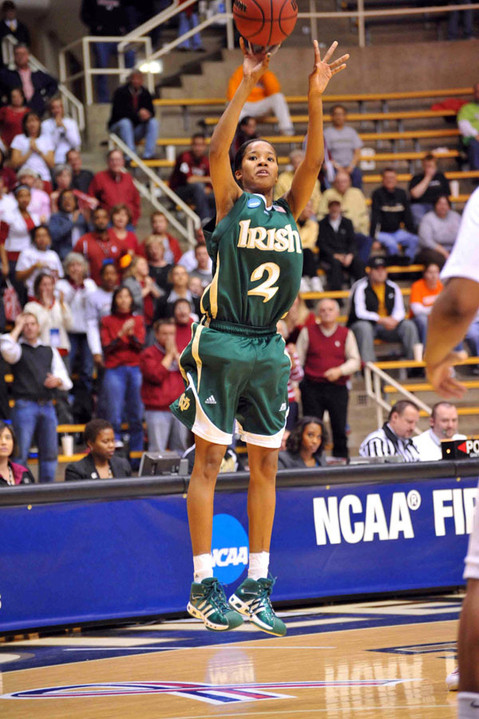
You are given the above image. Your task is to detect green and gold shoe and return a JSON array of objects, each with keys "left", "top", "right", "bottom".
[
  {"left": 229, "top": 576, "right": 286, "bottom": 637},
  {"left": 187, "top": 577, "right": 244, "bottom": 632}
]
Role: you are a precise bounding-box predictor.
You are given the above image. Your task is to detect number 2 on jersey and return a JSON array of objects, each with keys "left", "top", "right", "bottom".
[{"left": 248, "top": 262, "right": 280, "bottom": 303}]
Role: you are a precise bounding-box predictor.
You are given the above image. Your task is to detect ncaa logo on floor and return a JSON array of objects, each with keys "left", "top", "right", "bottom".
[{"left": 211, "top": 513, "right": 248, "bottom": 584}]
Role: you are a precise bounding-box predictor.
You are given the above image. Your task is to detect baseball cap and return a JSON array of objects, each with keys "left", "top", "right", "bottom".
[{"left": 368, "top": 256, "right": 388, "bottom": 269}]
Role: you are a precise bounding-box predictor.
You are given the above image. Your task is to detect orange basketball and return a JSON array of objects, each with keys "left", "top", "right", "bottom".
[{"left": 233, "top": 0, "right": 298, "bottom": 47}]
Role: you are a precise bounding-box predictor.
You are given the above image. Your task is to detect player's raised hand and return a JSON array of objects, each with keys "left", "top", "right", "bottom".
[
  {"left": 240, "top": 37, "right": 271, "bottom": 85},
  {"left": 426, "top": 350, "right": 468, "bottom": 399},
  {"left": 309, "top": 40, "right": 349, "bottom": 96}
]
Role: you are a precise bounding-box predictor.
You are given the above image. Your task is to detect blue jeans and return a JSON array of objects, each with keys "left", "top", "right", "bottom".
[
  {"left": 109, "top": 117, "right": 159, "bottom": 159},
  {"left": 94, "top": 42, "right": 135, "bottom": 104},
  {"left": 466, "top": 137, "right": 479, "bottom": 171},
  {"left": 377, "top": 229, "right": 419, "bottom": 262},
  {"left": 102, "top": 365, "right": 144, "bottom": 453},
  {"left": 178, "top": 11, "right": 203, "bottom": 49},
  {"left": 12, "top": 399, "right": 58, "bottom": 483}
]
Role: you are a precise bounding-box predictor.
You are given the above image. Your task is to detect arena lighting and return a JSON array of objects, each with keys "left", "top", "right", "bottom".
[{"left": 139, "top": 60, "right": 163, "bottom": 75}]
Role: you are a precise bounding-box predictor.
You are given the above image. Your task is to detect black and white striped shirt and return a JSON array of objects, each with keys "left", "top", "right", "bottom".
[{"left": 359, "top": 423, "right": 420, "bottom": 463}]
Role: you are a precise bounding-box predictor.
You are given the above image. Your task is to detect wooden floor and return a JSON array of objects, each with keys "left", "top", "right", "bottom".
[{"left": 0, "top": 596, "right": 462, "bottom": 718}]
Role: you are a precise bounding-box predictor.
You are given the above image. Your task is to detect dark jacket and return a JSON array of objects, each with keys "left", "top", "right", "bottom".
[
  {"left": 49, "top": 211, "right": 90, "bottom": 261},
  {"left": 108, "top": 83, "right": 155, "bottom": 128},
  {"left": 0, "top": 461, "right": 34, "bottom": 486},
  {"left": 317, "top": 215, "right": 356, "bottom": 263},
  {"left": 348, "top": 276, "right": 404, "bottom": 327},
  {"left": 278, "top": 451, "right": 326, "bottom": 469},
  {"left": 370, "top": 186, "right": 415, "bottom": 237},
  {"left": 80, "top": 0, "right": 130, "bottom": 35},
  {"left": 0, "top": 21, "right": 30, "bottom": 67},
  {"left": 64, "top": 453, "right": 132, "bottom": 481},
  {"left": 0, "top": 67, "right": 58, "bottom": 116}
]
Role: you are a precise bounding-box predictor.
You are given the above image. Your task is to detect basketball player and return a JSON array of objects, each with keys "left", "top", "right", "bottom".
[
  {"left": 424, "top": 187, "right": 479, "bottom": 717},
  {"left": 170, "top": 39, "right": 348, "bottom": 635}
]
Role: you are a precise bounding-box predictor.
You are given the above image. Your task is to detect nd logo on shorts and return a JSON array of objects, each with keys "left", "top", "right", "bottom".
[{"left": 211, "top": 513, "right": 249, "bottom": 584}]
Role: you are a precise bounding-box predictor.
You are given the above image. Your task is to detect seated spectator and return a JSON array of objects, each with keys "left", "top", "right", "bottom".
[
  {"left": 17, "top": 167, "right": 51, "bottom": 222},
  {"left": 457, "top": 82, "right": 479, "bottom": 171},
  {"left": 408, "top": 154, "right": 451, "bottom": 229},
  {"left": 415, "top": 401, "right": 466, "bottom": 461},
  {"left": 0, "top": 146, "right": 16, "bottom": 191},
  {"left": 274, "top": 149, "right": 321, "bottom": 215},
  {"left": 297, "top": 298, "right": 361, "bottom": 459},
  {"left": 278, "top": 416, "right": 327, "bottom": 469},
  {"left": 67, "top": 148, "right": 94, "bottom": 194},
  {"left": 50, "top": 164, "right": 74, "bottom": 213},
  {"left": 324, "top": 104, "right": 363, "bottom": 189},
  {"left": 3, "top": 184, "right": 40, "bottom": 304},
  {"left": 189, "top": 242, "right": 212, "bottom": 289},
  {"left": 88, "top": 149, "right": 141, "bottom": 226},
  {"left": 15, "top": 224, "right": 63, "bottom": 300},
  {"left": 41, "top": 96, "right": 81, "bottom": 164},
  {"left": 140, "top": 318, "right": 189, "bottom": 453},
  {"left": 296, "top": 201, "right": 323, "bottom": 293},
  {"left": 317, "top": 169, "right": 372, "bottom": 263},
  {"left": 110, "top": 203, "right": 143, "bottom": 256},
  {"left": 359, "top": 400, "right": 420, "bottom": 462},
  {"left": 156, "top": 264, "right": 200, "bottom": 319},
  {"left": 0, "top": 311, "right": 72, "bottom": 483},
  {"left": 122, "top": 254, "right": 163, "bottom": 340},
  {"left": 85, "top": 261, "right": 119, "bottom": 368},
  {"left": 24, "top": 272, "right": 72, "bottom": 356},
  {"left": 416, "top": 195, "right": 462, "bottom": 268},
  {"left": 227, "top": 64, "right": 294, "bottom": 136},
  {"left": 169, "top": 134, "right": 215, "bottom": 223},
  {"left": 49, "top": 189, "right": 89, "bottom": 261},
  {"left": 0, "top": 44, "right": 57, "bottom": 116},
  {"left": 10, "top": 112, "right": 55, "bottom": 193},
  {"left": 145, "top": 234, "right": 174, "bottom": 292},
  {"left": 100, "top": 286, "right": 145, "bottom": 463},
  {"left": 409, "top": 262, "right": 444, "bottom": 346},
  {"left": 178, "top": 226, "right": 208, "bottom": 272},
  {"left": 317, "top": 199, "right": 365, "bottom": 291},
  {"left": 173, "top": 296, "right": 195, "bottom": 351},
  {"left": 370, "top": 168, "right": 418, "bottom": 262},
  {"left": 230, "top": 115, "right": 258, "bottom": 161},
  {"left": 0, "top": 419, "right": 34, "bottom": 485},
  {"left": 0, "top": 2, "right": 30, "bottom": 68},
  {"left": 348, "top": 256, "right": 420, "bottom": 364},
  {"left": 56, "top": 252, "right": 97, "bottom": 422},
  {"left": 108, "top": 70, "right": 159, "bottom": 161},
  {"left": 65, "top": 418, "right": 131, "bottom": 480},
  {"left": 0, "top": 86, "right": 29, "bottom": 150},
  {"left": 73, "top": 206, "right": 126, "bottom": 285},
  {"left": 146, "top": 211, "right": 182, "bottom": 265}
]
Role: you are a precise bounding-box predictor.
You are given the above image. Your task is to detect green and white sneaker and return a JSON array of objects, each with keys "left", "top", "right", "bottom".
[
  {"left": 229, "top": 577, "right": 287, "bottom": 637},
  {"left": 187, "top": 577, "right": 244, "bottom": 632}
]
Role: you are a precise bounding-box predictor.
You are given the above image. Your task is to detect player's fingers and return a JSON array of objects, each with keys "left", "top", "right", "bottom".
[
  {"left": 331, "top": 63, "right": 347, "bottom": 76},
  {"left": 312, "top": 39, "right": 321, "bottom": 64},
  {"left": 322, "top": 40, "right": 338, "bottom": 64},
  {"left": 239, "top": 36, "right": 246, "bottom": 54},
  {"left": 330, "top": 53, "right": 349, "bottom": 68},
  {"left": 439, "top": 377, "right": 467, "bottom": 399}
]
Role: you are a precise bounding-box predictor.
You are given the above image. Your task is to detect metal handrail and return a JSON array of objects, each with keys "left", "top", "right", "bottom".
[
  {"left": 364, "top": 361, "right": 432, "bottom": 429},
  {"left": 108, "top": 132, "right": 200, "bottom": 246}
]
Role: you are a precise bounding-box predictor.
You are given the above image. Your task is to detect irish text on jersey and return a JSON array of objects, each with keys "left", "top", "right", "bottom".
[{"left": 237, "top": 220, "right": 302, "bottom": 253}]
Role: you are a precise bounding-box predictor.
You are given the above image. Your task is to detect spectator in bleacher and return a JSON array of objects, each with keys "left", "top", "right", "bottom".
[
  {"left": 295, "top": 201, "right": 323, "bottom": 293},
  {"left": 278, "top": 416, "right": 328, "bottom": 469},
  {"left": 0, "top": 311, "right": 72, "bottom": 482},
  {"left": 297, "top": 298, "right": 361, "bottom": 460},
  {"left": 274, "top": 149, "right": 321, "bottom": 215},
  {"left": 66, "top": 149, "right": 94, "bottom": 195},
  {"left": 0, "top": 420, "right": 34, "bottom": 485},
  {"left": 80, "top": 0, "right": 134, "bottom": 104},
  {"left": 15, "top": 224, "right": 63, "bottom": 300},
  {"left": 88, "top": 149, "right": 141, "bottom": 226},
  {"left": 227, "top": 64, "right": 294, "bottom": 136},
  {"left": 108, "top": 70, "right": 159, "bottom": 161},
  {"left": 189, "top": 242, "right": 212, "bottom": 289},
  {"left": 49, "top": 189, "right": 89, "bottom": 261},
  {"left": 155, "top": 264, "right": 200, "bottom": 319},
  {"left": 178, "top": 225, "right": 208, "bottom": 272},
  {"left": 169, "top": 133, "right": 215, "bottom": 223},
  {"left": 147, "top": 211, "right": 182, "bottom": 265},
  {"left": 16, "top": 167, "right": 50, "bottom": 222},
  {"left": 416, "top": 195, "right": 462, "bottom": 268},
  {"left": 409, "top": 261, "right": 444, "bottom": 346},
  {"left": 415, "top": 401, "right": 465, "bottom": 461},
  {"left": 74, "top": 206, "right": 126, "bottom": 285},
  {"left": 50, "top": 164, "right": 74, "bottom": 214},
  {"left": 317, "top": 168, "right": 372, "bottom": 263},
  {"left": 65, "top": 418, "right": 131, "bottom": 480},
  {"left": 0, "top": 44, "right": 58, "bottom": 117},
  {"left": 317, "top": 199, "right": 366, "bottom": 292},
  {"left": 0, "top": 86, "right": 29, "bottom": 148},
  {"left": 447, "top": 0, "right": 474, "bottom": 40},
  {"left": 173, "top": 296, "right": 195, "bottom": 352},
  {"left": 140, "top": 318, "right": 189, "bottom": 453},
  {"left": 230, "top": 116, "right": 258, "bottom": 162},
  {"left": 23, "top": 272, "right": 72, "bottom": 357},
  {"left": 100, "top": 286, "right": 145, "bottom": 462},
  {"left": 10, "top": 112, "right": 55, "bottom": 193},
  {"left": 177, "top": 1, "right": 204, "bottom": 51},
  {"left": 359, "top": 400, "right": 420, "bottom": 462},
  {"left": 3, "top": 184, "right": 40, "bottom": 304},
  {"left": 370, "top": 168, "right": 418, "bottom": 262},
  {"left": 41, "top": 96, "right": 81, "bottom": 164},
  {"left": 0, "top": 2, "right": 30, "bottom": 68},
  {"left": 85, "top": 260, "right": 118, "bottom": 369},
  {"left": 457, "top": 82, "right": 479, "bottom": 171},
  {"left": 145, "top": 234, "right": 174, "bottom": 292},
  {"left": 408, "top": 154, "right": 451, "bottom": 229},
  {"left": 348, "top": 255, "right": 420, "bottom": 364},
  {"left": 324, "top": 104, "right": 363, "bottom": 189},
  {"left": 122, "top": 254, "right": 163, "bottom": 341},
  {"left": 110, "top": 203, "right": 143, "bottom": 258}
]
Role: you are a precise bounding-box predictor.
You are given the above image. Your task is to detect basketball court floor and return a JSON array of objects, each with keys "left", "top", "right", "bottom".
[{"left": 0, "top": 593, "right": 462, "bottom": 718}]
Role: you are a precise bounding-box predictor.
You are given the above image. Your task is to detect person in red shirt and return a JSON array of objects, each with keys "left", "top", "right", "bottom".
[
  {"left": 88, "top": 149, "right": 141, "bottom": 226},
  {"left": 74, "top": 206, "right": 127, "bottom": 284},
  {"left": 100, "top": 285, "right": 145, "bottom": 465},
  {"left": 169, "top": 133, "right": 214, "bottom": 222},
  {"left": 0, "top": 87, "right": 29, "bottom": 148},
  {"left": 110, "top": 203, "right": 144, "bottom": 257}
]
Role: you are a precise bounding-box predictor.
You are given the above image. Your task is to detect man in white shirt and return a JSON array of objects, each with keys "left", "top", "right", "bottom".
[
  {"left": 414, "top": 401, "right": 466, "bottom": 461},
  {"left": 41, "top": 97, "right": 81, "bottom": 164}
]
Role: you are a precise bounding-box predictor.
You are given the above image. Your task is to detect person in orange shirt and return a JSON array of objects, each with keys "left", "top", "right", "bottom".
[
  {"left": 226, "top": 65, "right": 294, "bottom": 135},
  {"left": 409, "top": 262, "right": 444, "bottom": 345}
]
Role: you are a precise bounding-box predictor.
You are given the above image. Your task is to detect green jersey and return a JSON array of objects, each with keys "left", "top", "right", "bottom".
[{"left": 201, "top": 192, "right": 303, "bottom": 330}]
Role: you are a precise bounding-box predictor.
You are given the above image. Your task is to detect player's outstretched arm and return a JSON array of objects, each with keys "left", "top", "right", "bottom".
[
  {"left": 286, "top": 40, "right": 348, "bottom": 220},
  {"left": 209, "top": 39, "right": 271, "bottom": 223}
]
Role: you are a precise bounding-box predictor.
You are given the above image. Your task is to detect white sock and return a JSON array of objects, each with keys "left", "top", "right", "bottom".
[
  {"left": 193, "top": 554, "right": 213, "bottom": 582},
  {"left": 248, "top": 551, "right": 270, "bottom": 580},
  {"left": 458, "top": 692, "right": 479, "bottom": 718}
]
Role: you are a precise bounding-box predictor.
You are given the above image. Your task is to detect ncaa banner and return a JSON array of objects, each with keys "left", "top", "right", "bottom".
[{"left": 0, "top": 475, "right": 476, "bottom": 631}]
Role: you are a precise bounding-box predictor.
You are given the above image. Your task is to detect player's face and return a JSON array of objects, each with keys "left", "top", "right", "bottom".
[
  {"left": 88, "top": 428, "right": 116, "bottom": 461},
  {"left": 432, "top": 406, "right": 458, "bottom": 438},
  {"left": 390, "top": 407, "right": 419, "bottom": 439},
  {"left": 301, "top": 423, "right": 323, "bottom": 456},
  {"left": 236, "top": 141, "right": 278, "bottom": 192}
]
